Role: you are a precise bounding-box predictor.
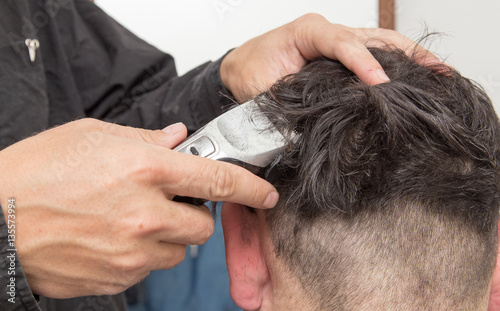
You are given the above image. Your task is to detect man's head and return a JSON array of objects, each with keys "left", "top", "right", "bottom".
[{"left": 221, "top": 47, "right": 500, "bottom": 311}]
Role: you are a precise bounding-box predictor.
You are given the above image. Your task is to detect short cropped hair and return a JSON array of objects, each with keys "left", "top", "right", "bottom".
[{"left": 256, "top": 47, "right": 500, "bottom": 310}]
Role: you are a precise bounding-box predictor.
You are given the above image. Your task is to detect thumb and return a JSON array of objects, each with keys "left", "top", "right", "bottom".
[
  {"left": 159, "top": 122, "right": 188, "bottom": 149},
  {"left": 124, "top": 122, "right": 187, "bottom": 149}
]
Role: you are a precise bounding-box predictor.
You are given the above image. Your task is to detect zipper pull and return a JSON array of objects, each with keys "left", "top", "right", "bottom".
[
  {"left": 189, "top": 245, "right": 199, "bottom": 258},
  {"left": 25, "top": 38, "right": 40, "bottom": 63}
]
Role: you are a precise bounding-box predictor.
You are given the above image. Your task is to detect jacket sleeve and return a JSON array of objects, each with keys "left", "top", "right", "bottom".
[
  {"left": 96, "top": 56, "right": 234, "bottom": 134},
  {"left": 0, "top": 203, "right": 41, "bottom": 311},
  {"left": 66, "top": 0, "right": 235, "bottom": 132}
]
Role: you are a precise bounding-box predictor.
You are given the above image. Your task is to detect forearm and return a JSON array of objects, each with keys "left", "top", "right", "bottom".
[{"left": 98, "top": 55, "right": 234, "bottom": 134}]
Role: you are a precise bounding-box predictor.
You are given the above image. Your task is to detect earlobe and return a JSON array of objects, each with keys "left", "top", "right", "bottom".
[{"left": 221, "top": 203, "right": 270, "bottom": 311}]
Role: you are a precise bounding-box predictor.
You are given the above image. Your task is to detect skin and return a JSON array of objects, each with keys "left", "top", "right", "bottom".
[
  {"left": 221, "top": 203, "right": 317, "bottom": 311},
  {"left": 0, "top": 120, "right": 278, "bottom": 298},
  {"left": 221, "top": 13, "right": 439, "bottom": 102},
  {"left": 0, "top": 13, "right": 449, "bottom": 299},
  {"left": 221, "top": 204, "right": 492, "bottom": 310}
]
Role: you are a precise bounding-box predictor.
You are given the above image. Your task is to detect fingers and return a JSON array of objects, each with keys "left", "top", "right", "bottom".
[
  {"left": 104, "top": 122, "right": 280, "bottom": 209},
  {"left": 151, "top": 151, "right": 279, "bottom": 209},
  {"left": 360, "top": 28, "right": 442, "bottom": 66},
  {"left": 291, "top": 14, "right": 441, "bottom": 85},
  {"left": 100, "top": 121, "right": 278, "bottom": 209},
  {"left": 109, "top": 197, "right": 213, "bottom": 273},
  {"left": 148, "top": 242, "right": 188, "bottom": 271},
  {"left": 290, "top": 14, "right": 388, "bottom": 85},
  {"left": 328, "top": 27, "right": 393, "bottom": 85},
  {"left": 330, "top": 39, "right": 390, "bottom": 86},
  {"left": 135, "top": 202, "right": 213, "bottom": 271},
  {"left": 149, "top": 201, "right": 215, "bottom": 245},
  {"left": 159, "top": 123, "right": 189, "bottom": 149}
]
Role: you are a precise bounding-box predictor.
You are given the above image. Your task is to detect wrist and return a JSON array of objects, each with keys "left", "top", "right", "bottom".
[
  {"left": 220, "top": 48, "right": 244, "bottom": 102},
  {"left": 220, "top": 50, "right": 234, "bottom": 92}
]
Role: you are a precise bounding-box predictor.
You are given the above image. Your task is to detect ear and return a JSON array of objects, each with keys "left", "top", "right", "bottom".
[{"left": 221, "top": 203, "right": 270, "bottom": 311}]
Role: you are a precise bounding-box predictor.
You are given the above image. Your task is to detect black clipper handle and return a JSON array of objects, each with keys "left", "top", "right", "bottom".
[{"left": 172, "top": 195, "right": 207, "bottom": 206}]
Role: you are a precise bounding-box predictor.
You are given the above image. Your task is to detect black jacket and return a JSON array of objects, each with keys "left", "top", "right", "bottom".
[{"left": 0, "top": 0, "right": 233, "bottom": 310}]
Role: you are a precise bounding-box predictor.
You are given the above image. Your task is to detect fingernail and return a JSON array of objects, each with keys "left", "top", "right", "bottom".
[
  {"left": 263, "top": 191, "right": 279, "bottom": 208},
  {"left": 375, "top": 68, "right": 390, "bottom": 83},
  {"left": 162, "top": 122, "right": 184, "bottom": 134}
]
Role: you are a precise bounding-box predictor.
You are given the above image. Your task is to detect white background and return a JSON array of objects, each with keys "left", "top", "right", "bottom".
[
  {"left": 396, "top": 0, "right": 500, "bottom": 115},
  {"left": 94, "top": 0, "right": 378, "bottom": 74},
  {"left": 95, "top": 0, "right": 500, "bottom": 114}
]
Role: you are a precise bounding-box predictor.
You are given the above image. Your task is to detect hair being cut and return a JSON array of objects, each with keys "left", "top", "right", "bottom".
[{"left": 256, "top": 46, "right": 500, "bottom": 310}]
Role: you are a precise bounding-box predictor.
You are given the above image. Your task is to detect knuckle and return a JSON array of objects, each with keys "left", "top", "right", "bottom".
[
  {"left": 297, "top": 12, "right": 326, "bottom": 24},
  {"left": 100, "top": 254, "right": 150, "bottom": 295},
  {"left": 200, "top": 224, "right": 215, "bottom": 244},
  {"left": 101, "top": 284, "right": 129, "bottom": 296},
  {"left": 209, "top": 165, "right": 236, "bottom": 199},
  {"left": 192, "top": 213, "right": 215, "bottom": 245},
  {"left": 113, "top": 254, "right": 149, "bottom": 275},
  {"left": 384, "top": 28, "right": 400, "bottom": 38},
  {"left": 152, "top": 129, "right": 165, "bottom": 137},
  {"left": 120, "top": 212, "right": 156, "bottom": 238},
  {"left": 371, "top": 28, "right": 403, "bottom": 44},
  {"left": 125, "top": 151, "right": 156, "bottom": 182},
  {"left": 251, "top": 183, "right": 268, "bottom": 205},
  {"left": 158, "top": 245, "right": 187, "bottom": 269},
  {"left": 106, "top": 203, "right": 161, "bottom": 241},
  {"left": 135, "top": 128, "right": 160, "bottom": 142},
  {"left": 336, "top": 29, "right": 358, "bottom": 44},
  {"left": 378, "top": 29, "right": 398, "bottom": 42},
  {"left": 290, "top": 13, "right": 327, "bottom": 36},
  {"left": 134, "top": 271, "right": 150, "bottom": 285},
  {"left": 171, "top": 246, "right": 187, "bottom": 267},
  {"left": 74, "top": 118, "right": 101, "bottom": 129}
]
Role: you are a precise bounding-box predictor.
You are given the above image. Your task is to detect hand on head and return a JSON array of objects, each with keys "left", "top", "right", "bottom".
[{"left": 220, "top": 13, "right": 440, "bottom": 102}]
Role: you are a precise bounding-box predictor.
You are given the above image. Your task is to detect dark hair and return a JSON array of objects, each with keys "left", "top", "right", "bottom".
[{"left": 256, "top": 47, "right": 500, "bottom": 310}]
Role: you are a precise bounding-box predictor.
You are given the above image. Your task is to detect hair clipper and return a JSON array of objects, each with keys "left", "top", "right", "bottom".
[{"left": 172, "top": 100, "right": 294, "bottom": 206}]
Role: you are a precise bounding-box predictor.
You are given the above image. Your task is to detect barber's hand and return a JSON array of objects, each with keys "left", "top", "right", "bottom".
[
  {"left": 0, "top": 119, "right": 278, "bottom": 299},
  {"left": 221, "top": 13, "right": 440, "bottom": 102}
]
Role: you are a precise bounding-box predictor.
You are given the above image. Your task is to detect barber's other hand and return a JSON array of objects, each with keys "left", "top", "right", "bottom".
[
  {"left": 221, "top": 13, "right": 439, "bottom": 102},
  {"left": 0, "top": 119, "right": 278, "bottom": 299}
]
